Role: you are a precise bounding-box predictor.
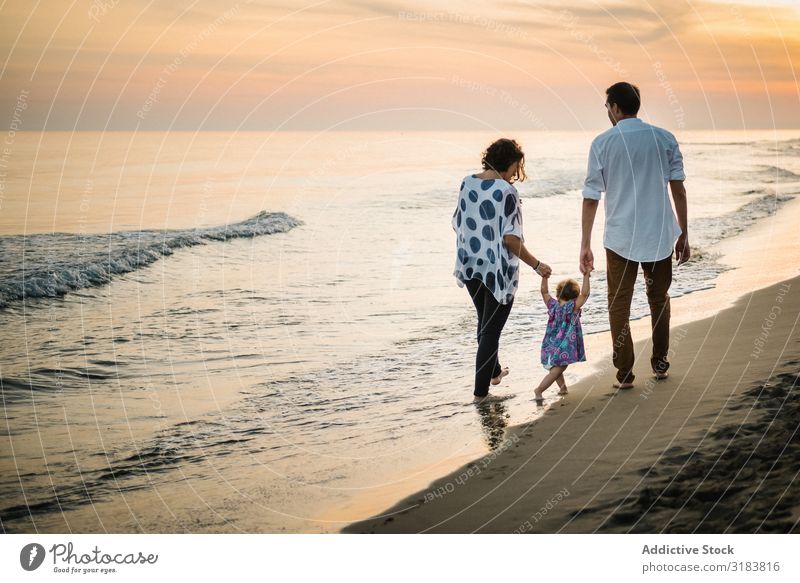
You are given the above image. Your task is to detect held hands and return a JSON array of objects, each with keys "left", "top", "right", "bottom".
[
  {"left": 579, "top": 246, "right": 594, "bottom": 274},
  {"left": 535, "top": 261, "right": 552, "bottom": 278}
]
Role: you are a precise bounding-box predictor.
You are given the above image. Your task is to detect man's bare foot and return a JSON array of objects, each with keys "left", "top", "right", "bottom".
[
  {"left": 613, "top": 382, "right": 635, "bottom": 390},
  {"left": 653, "top": 371, "right": 669, "bottom": 380},
  {"left": 473, "top": 392, "right": 514, "bottom": 404},
  {"left": 491, "top": 367, "right": 510, "bottom": 386}
]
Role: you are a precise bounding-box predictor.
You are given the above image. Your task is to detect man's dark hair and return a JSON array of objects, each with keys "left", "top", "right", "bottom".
[{"left": 605, "top": 82, "right": 641, "bottom": 115}]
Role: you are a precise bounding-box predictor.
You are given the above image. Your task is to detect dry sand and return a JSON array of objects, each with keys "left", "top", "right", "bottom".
[{"left": 342, "top": 197, "right": 800, "bottom": 534}]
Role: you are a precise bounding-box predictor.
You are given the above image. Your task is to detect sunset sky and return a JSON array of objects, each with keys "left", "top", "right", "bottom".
[{"left": 1, "top": 0, "right": 798, "bottom": 131}]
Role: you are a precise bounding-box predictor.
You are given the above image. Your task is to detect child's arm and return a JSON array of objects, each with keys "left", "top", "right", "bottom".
[
  {"left": 574, "top": 271, "right": 591, "bottom": 311},
  {"left": 541, "top": 274, "right": 551, "bottom": 306}
]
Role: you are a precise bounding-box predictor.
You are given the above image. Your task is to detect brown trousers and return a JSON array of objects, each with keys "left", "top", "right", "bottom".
[{"left": 605, "top": 248, "right": 672, "bottom": 384}]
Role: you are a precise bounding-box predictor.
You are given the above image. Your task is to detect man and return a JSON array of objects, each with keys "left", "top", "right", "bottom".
[{"left": 580, "top": 81, "right": 690, "bottom": 389}]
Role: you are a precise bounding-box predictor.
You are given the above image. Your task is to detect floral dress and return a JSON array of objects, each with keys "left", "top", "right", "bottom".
[{"left": 540, "top": 297, "right": 586, "bottom": 369}]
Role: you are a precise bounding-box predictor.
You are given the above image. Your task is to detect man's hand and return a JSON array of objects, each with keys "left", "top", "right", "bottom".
[
  {"left": 580, "top": 246, "right": 594, "bottom": 274},
  {"left": 675, "top": 233, "right": 690, "bottom": 265},
  {"left": 580, "top": 198, "right": 598, "bottom": 274}
]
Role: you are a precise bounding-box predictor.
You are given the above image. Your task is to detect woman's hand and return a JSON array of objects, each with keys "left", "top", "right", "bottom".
[{"left": 535, "top": 262, "right": 552, "bottom": 278}]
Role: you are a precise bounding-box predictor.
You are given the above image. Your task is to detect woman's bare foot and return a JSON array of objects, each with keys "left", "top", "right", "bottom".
[
  {"left": 557, "top": 389, "right": 569, "bottom": 396},
  {"left": 473, "top": 392, "right": 514, "bottom": 404},
  {"left": 533, "top": 387, "right": 545, "bottom": 404},
  {"left": 491, "top": 367, "right": 510, "bottom": 385}
]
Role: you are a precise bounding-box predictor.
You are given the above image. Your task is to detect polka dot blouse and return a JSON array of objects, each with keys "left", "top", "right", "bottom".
[{"left": 451, "top": 175, "right": 524, "bottom": 304}]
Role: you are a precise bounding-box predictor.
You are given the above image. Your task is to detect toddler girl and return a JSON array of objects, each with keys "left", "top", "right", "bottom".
[{"left": 534, "top": 271, "right": 590, "bottom": 404}]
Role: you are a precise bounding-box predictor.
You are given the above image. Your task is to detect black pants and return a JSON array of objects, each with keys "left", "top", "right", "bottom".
[{"left": 465, "top": 278, "right": 514, "bottom": 397}]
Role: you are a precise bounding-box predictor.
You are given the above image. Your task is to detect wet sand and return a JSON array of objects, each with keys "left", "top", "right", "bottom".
[
  {"left": 343, "top": 272, "right": 799, "bottom": 533},
  {"left": 342, "top": 196, "right": 800, "bottom": 534}
]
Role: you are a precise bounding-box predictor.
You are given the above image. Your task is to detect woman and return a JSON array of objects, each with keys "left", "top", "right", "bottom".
[{"left": 452, "top": 138, "right": 551, "bottom": 403}]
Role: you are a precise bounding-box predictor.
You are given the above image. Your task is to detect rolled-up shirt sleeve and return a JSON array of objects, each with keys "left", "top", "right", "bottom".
[
  {"left": 669, "top": 139, "right": 686, "bottom": 180},
  {"left": 582, "top": 140, "right": 605, "bottom": 200}
]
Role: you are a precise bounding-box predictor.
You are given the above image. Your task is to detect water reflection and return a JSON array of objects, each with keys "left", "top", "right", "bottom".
[{"left": 474, "top": 400, "right": 510, "bottom": 450}]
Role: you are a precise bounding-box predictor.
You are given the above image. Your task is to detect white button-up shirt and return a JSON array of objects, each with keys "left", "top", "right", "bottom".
[{"left": 582, "top": 117, "right": 685, "bottom": 262}]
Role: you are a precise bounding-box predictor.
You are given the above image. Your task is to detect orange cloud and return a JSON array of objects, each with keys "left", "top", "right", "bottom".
[{"left": 0, "top": 0, "right": 797, "bottom": 129}]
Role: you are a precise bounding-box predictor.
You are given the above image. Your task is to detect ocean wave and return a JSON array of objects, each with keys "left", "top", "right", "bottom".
[
  {"left": 686, "top": 136, "right": 800, "bottom": 148},
  {"left": 684, "top": 141, "right": 760, "bottom": 146},
  {"left": 694, "top": 193, "right": 795, "bottom": 247},
  {"left": 0, "top": 211, "right": 303, "bottom": 309},
  {"left": 757, "top": 165, "right": 800, "bottom": 182},
  {"left": 406, "top": 174, "right": 582, "bottom": 210},
  {"left": 766, "top": 137, "right": 800, "bottom": 155},
  {"left": 524, "top": 170, "right": 585, "bottom": 198}
]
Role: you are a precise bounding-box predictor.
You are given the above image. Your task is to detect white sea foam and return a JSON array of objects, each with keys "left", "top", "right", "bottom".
[{"left": 0, "top": 211, "right": 303, "bottom": 308}]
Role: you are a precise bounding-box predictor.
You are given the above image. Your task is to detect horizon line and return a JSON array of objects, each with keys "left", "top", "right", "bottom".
[{"left": 11, "top": 127, "right": 800, "bottom": 133}]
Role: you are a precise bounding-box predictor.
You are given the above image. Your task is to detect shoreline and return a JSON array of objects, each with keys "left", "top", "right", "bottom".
[
  {"left": 334, "top": 195, "right": 800, "bottom": 533},
  {"left": 341, "top": 273, "right": 800, "bottom": 533}
]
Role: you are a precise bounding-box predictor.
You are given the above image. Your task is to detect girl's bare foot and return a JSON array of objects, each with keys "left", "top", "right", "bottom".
[
  {"left": 557, "top": 389, "right": 569, "bottom": 396},
  {"left": 491, "top": 367, "right": 509, "bottom": 385},
  {"left": 533, "top": 387, "right": 545, "bottom": 404}
]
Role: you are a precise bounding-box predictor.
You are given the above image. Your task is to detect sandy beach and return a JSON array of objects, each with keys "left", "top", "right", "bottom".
[{"left": 342, "top": 197, "right": 800, "bottom": 534}]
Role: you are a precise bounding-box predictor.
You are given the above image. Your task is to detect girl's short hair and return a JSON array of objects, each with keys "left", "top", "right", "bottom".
[
  {"left": 481, "top": 138, "right": 527, "bottom": 182},
  {"left": 556, "top": 279, "right": 580, "bottom": 301}
]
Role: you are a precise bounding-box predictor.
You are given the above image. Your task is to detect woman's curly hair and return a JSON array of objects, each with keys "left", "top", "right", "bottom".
[
  {"left": 556, "top": 279, "right": 580, "bottom": 301},
  {"left": 481, "top": 138, "right": 527, "bottom": 182}
]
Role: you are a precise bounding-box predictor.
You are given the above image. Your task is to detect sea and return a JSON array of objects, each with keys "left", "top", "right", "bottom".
[{"left": 1, "top": 129, "right": 799, "bottom": 532}]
